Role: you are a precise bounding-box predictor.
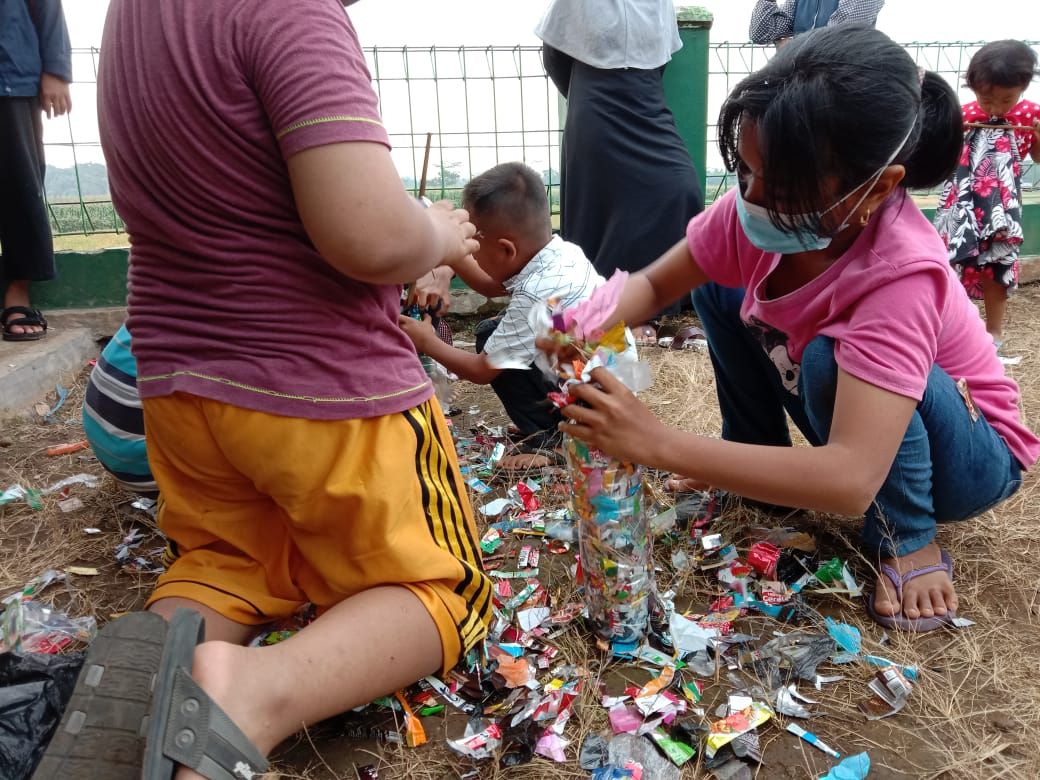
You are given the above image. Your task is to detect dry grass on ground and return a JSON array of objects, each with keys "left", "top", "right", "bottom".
[{"left": 3, "top": 294, "right": 1040, "bottom": 779}]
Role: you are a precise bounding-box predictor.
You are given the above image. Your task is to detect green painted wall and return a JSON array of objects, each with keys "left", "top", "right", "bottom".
[
  {"left": 663, "top": 7, "right": 713, "bottom": 197},
  {"left": 18, "top": 249, "right": 129, "bottom": 309}
]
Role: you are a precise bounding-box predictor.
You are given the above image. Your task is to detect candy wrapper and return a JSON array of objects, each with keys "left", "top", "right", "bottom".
[{"left": 705, "top": 702, "right": 773, "bottom": 758}]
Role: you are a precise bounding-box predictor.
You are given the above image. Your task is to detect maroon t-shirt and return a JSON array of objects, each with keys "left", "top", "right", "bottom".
[{"left": 97, "top": 0, "right": 431, "bottom": 419}]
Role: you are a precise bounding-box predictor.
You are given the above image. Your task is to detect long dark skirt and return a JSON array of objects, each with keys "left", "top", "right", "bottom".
[
  {"left": 543, "top": 45, "right": 703, "bottom": 315},
  {"left": 0, "top": 97, "right": 55, "bottom": 283}
]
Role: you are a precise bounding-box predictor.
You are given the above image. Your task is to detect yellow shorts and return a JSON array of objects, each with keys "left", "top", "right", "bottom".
[{"left": 142, "top": 393, "right": 492, "bottom": 673}]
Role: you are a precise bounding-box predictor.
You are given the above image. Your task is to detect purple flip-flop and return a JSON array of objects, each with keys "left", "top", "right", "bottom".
[{"left": 866, "top": 548, "right": 957, "bottom": 632}]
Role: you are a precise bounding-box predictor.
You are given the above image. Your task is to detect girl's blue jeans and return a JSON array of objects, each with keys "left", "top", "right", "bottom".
[{"left": 692, "top": 283, "right": 1022, "bottom": 557}]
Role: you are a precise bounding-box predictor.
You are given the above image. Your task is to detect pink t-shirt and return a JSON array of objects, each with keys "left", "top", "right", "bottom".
[
  {"left": 97, "top": 0, "right": 431, "bottom": 419},
  {"left": 687, "top": 188, "right": 1040, "bottom": 468}
]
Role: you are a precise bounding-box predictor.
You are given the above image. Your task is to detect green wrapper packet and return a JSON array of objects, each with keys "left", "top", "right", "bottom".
[{"left": 648, "top": 727, "right": 696, "bottom": 766}]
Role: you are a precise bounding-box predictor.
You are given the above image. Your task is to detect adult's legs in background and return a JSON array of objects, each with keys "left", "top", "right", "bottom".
[{"left": 0, "top": 97, "right": 55, "bottom": 337}]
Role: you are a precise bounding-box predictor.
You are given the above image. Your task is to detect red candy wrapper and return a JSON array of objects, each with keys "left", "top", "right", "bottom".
[{"left": 748, "top": 542, "right": 781, "bottom": 578}]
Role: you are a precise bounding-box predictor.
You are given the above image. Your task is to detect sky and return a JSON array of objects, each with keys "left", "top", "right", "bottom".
[{"left": 48, "top": 1, "right": 1039, "bottom": 177}]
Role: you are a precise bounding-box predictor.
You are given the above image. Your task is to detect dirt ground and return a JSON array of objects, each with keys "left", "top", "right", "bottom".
[{"left": 3, "top": 292, "right": 1040, "bottom": 779}]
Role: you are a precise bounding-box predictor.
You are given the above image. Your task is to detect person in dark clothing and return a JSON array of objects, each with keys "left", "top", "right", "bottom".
[
  {"left": 536, "top": 0, "right": 703, "bottom": 343},
  {"left": 0, "top": 0, "right": 72, "bottom": 341}
]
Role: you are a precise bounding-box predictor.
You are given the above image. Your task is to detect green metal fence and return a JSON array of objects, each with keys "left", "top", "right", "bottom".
[{"left": 44, "top": 40, "right": 1040, "bottom": 237}]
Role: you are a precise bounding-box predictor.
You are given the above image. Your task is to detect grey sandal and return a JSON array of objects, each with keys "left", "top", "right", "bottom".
[{"left": 34, "top": 609, "right": 268, "bottom": 780}]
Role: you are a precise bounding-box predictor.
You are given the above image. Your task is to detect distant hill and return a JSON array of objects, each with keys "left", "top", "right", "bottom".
[{"left": 45, "top": 163, "right": 110, "bottom": 199}]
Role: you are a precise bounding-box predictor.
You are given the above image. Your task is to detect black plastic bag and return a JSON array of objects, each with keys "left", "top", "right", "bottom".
[{"left": 0, "top": 651, "right": 84, "bottom": 779}]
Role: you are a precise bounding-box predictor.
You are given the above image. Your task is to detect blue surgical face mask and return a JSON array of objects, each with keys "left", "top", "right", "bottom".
[{"left": 736, "top": 123, "right": 915, "bottom": 254}]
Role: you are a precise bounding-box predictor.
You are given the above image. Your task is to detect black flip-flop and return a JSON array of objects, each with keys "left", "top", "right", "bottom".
[
  {"left": 33, "top": 610, "right": 268, "bottom": 780},
  {"left": 2, "top": 305, "right": 48, "bottom": 341}
]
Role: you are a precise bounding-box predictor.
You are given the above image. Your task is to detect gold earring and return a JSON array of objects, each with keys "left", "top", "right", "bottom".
[{"left": 859, "top": 209, "right": 871, "bottom": 227}]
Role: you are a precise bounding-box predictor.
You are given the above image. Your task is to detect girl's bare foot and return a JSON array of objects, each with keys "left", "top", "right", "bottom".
[{"left": 872, "top": 542, "right": 958, "bottom": 620}]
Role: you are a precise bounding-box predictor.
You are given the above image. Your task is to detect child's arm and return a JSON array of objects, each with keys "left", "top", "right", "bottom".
[
  {"left": 614, "top": 239, "right": 711, "bottom": 325},
  {"left": 288, "top": 142, "right": 478, "bottom": 285},
  {"left": 564, "top": 367, "right": 917, "bottom": 517},
  {"left": 398, "top": 316, "right": 501, "bottom": 385},
  {"left": 409, "top": 258, "right": 509, "bottom": 313},
  {"left": 1031, "top": 118, "right": 1040, "bottom": 163}
]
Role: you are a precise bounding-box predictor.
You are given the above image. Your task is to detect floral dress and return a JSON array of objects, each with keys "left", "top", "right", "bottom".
[{"left": 934, "top": 100, "right": 1038, "bottom": 299}]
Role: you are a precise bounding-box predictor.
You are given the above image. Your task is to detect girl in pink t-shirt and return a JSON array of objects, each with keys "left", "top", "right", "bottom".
[
  {"left": 934, "top": 40, "right": 1040, "bottom": 348},
  {"left": 550, "top": 26, "right": 1039, "bottom": 632}
]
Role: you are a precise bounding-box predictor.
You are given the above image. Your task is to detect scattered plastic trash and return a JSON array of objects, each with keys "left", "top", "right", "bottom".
[
  {"left": 580, "top": 734, "right": 610, "bottom": 769},
  {"left": 0, "top": 599, "right": 96, "bottom": 654},
  {"left": 826, "top": 618, "right": 862, "bottom": 653},
  {"left": 705, "top": 702, "right": 773, "bottom": 758},
  {"left": 45, "top": 440, "right": 89, "bottom": 457},
  {"left": 819, "top": 751, "right": 871, "bottom": 779},
  {"left": 447, "top": 721, "right": 503, "bottom": 760},
  {"left": 787, "top": 722, "right": 841, "bottom": 758},
  {"left": 608, "top": 733, "right": 679, "bottom": 780},
  {"left": 774, "top": 684, "right": 817, "bottom": 718},
  {"left": 57, "top": 497, "right": 84, "bottom": 513},
  {"left": 859, "top": 667, "right": 912, "bottom": 720},
  {"left": 35, "top": 383, "right": 69, "bottom": 423},
  {"left": 0, "top": 485, "right": 42, "bottom": 510},
  {"left": 41, "top": 473, "right": 99, "bottom": 495},
  {"left": 3, "top": 570, "right": 65, "bottom": 605}
]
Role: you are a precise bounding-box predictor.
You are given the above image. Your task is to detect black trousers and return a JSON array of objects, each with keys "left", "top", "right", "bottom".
[
  {"left": 475, "top": 317, "right": 562, "bottom": 449},
  {"left": 543, "top": 45, "right": 703, "bottom": 316},
  {"left": 0, "top": 97, "right": 55, "bottom": 284}
]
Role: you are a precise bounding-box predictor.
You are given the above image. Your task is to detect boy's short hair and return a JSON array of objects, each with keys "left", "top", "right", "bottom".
[{"left": 462, "top": 162, "right": 551, "bottom": 236}]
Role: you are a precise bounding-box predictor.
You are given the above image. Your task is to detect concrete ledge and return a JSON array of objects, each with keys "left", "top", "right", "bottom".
[
  {"left": 44, "top": 307, "right": 126, "bottom": 341},
  {"left": 0, "top": 328, "right": 98, "bottom": 421},
  {"left": 449, "top": 289, "right": 509, "bottom": 317}
]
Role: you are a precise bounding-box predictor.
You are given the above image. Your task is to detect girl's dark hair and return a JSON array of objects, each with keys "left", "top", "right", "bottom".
[
  {"left": 966, "top": 40, "right": 1039, "bottom": 91},
  {"left": 718, "top": 25, "right": 962, "bottom": 236}
]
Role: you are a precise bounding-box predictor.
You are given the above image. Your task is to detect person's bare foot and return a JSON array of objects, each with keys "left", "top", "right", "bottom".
[
  {"left": 498, "top": 452, "right": 556, "bottom": 470},
  {"left": 872, "top": 542, "right": 958, "bottom": 620},
  {"left": 3, "top": 280, "right": 44, "bottom": 336}
]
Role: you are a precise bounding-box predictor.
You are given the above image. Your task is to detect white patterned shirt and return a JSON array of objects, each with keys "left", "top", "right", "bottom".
[
  {"left": 749, "top": 0, "right": 885, "bottom": 45},
  {"left": 485, "top": 236, "right": 603, "bottom": 369}
]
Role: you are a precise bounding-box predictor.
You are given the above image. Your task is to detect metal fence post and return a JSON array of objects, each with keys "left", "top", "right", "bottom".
[{"left": 663, "top": 7, "right": 714, "bottom": 197}]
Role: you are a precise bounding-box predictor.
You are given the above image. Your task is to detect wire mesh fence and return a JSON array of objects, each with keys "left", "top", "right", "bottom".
[
  {"left": 704, "top": 40, "right": 1040, "bottom": 202},
  {"left": 44, "top": 40, "right": 1040, "bottom": 236}
]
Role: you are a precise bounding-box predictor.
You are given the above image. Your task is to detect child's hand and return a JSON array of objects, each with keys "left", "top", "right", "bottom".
[
  {"left": 1033, "top": 117, "right": 1040, "bottom": 144},
  {"left": 398, "top": 314, "right": 437, "bottom": 353},
  {"left": 409, "top": 266, "right": 453, "bottom": 313},
  {"left": 535, "top": 335, "right": 583, "bottom": 366},
  {"left": 560, "top": 367, "right": 666, "bottom": 465}
]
